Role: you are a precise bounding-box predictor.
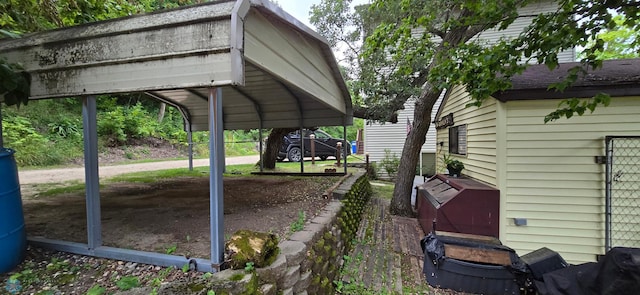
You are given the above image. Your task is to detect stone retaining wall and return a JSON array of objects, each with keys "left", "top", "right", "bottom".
[
  {"left": 256, "top": 171, "right": 371, "bottom": 294},
  {"left": 145, "top": 171, "right": 372, "bottom": 294}
]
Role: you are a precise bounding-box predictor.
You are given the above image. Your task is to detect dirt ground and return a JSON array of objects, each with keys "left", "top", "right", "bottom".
[{"left": 22, "top": 176, "right": 340, "bottom": 259}]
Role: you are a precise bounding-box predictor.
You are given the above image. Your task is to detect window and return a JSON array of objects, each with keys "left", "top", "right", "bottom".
[{"left": 449, "top": 125, "right": 467, "bottom": 155}]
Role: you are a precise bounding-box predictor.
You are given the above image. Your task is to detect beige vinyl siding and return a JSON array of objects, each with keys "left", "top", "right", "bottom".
[
  {"left": 365, "top": 1, "right": 575, "bottom": 164},
  {"left": 436, "top": 86, "right": 498, "bottom": 186},
  {"left": 503, "top": 96, "right": 640, "bottom": 264}
]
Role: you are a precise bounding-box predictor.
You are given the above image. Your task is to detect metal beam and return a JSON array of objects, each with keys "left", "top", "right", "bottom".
[
  {"left": 82, "top": 95, "right": 102, "bottom": 249},
  {"left": 144, "top": 91, "right": 192, "bottom": 123},
  {"left": 187, "top": 124, "right": 194, "bottom": 171},
  {"left": 145, "top": 91, "right": 194, "bottom": 170},
  {"left": 209, "top": 88, "right": 225, "bottom": 265},
  {"left": 28, "top": 237, "right": 217, "bottom": 272}
]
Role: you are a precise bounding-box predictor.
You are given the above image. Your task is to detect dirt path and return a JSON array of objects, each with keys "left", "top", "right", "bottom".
[{"left": 18, "top": 155, "right": 260, "bottom": 184}]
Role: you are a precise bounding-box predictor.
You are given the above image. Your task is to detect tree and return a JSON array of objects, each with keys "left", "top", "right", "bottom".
[
  {"left": 584, "top": 15, "right": 640, "bottom": 60},
  {"left": 1, "top": 0, "right": 206, "bottom": 108},
  {"left": 312, "top": 0, "right": 639, "bottom": 216}
]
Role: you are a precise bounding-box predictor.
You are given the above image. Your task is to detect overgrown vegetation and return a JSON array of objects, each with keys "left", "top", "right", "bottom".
[
  {"left": 379, "top": 149, "right": 400, "bottom": 180},
  {"left": 0, "top": 97, "right": 264, "bottom": 167},
  {"left": 1, "top": 96, "right": 364, "bottom": 168}
]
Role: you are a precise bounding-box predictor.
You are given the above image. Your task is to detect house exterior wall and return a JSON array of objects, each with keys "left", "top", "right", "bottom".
[
  {"left": 364, "top": 0, "right": 573, "bottom": 173},
  {"left": 435, "top": 86, "right": 499, "bottom": 186},
  {"left": 502, "top": 97, "right": 640, "bottom": 264},
  {"left": 436, "top": 89, "right": 640, "bottom": 264},
  {"left": 364, "top": 95, "right": 441, "bottom": 175},
  {"left": 473, "top": 1, "right": 575, "bottom": 63}
]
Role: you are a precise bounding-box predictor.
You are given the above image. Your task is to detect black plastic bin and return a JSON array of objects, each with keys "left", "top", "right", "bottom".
[{"left": 421, "top": 233, "right": 524, "bottom": 295}]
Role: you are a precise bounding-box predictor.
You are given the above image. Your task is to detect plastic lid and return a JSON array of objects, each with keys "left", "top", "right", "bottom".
[{"left": 0, "top": 148, "right": 15, "bottom": 158}]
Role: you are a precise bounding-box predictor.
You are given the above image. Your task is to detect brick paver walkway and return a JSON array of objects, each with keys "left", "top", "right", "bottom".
[{"left": 342, "top": 197, "right": 429, "bottom": 294}]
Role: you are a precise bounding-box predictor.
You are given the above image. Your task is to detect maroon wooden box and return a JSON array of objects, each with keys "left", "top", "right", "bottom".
[{"left": 417, "top": 174, "right": 500, "bottom": 238}]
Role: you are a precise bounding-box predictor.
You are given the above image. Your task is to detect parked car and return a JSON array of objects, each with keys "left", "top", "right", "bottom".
[{"left": 278, "top": 129, "right": 350, "bottom": 162}]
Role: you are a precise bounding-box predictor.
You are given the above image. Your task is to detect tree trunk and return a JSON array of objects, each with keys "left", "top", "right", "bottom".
[
  {"left": 262, "top": 128, "right": 296, "bottom": 169},
  {"left": 389, "top": 22, "right": 475, "bottom": 217},
  {"left": 389, "top": 86, "right": 442, "bottom": 217},
  {"left": 157, "top": 102, "right": 166, "bottom": 122}
]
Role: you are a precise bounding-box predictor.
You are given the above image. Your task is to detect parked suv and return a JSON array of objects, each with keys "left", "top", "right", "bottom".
[{"left": 278, "top": 129, "right": 350, "bottom": 162}]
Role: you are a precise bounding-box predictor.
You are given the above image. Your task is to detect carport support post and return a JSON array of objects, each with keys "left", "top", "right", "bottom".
[
  {"left": 187, "top": 124, "right": 193, "bottom": 171},
  {"left": 299, "top": 126, "right": 305, "bottom": 173},
  {"left": 208, "top": 88, "right": 224, "bottom": 265},
  {"left": 82, "top": 95, "right": 102, "bottom": 250},
  {"left": 258, "top": 126, "right": 264, "bottom": 172},
  {"left": 343, "top": 125, "right": 348, "bottom": 174}
]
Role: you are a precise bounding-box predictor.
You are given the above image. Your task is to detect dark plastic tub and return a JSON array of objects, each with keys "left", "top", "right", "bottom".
[
  {"left": 0, "top": 148, "right": 27, "bottom": 273},
  {"left": 424, "top": 256, "right": 521, "bottom": 295}
]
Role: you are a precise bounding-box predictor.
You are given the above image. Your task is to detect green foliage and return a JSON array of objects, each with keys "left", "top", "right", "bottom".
[
  {"left": 2, "top": 115, "right": 54, "bottom": 166},
  {"left": 0, "top": 60, "right": 31, "bottom": 108},
  {"left": 313, "top": 0, "right": 639, "bottom": 215},
  {"left": 243, "top": 262, "right": 255, "bottom": 273},
  {"left": 48, "top": 118, "right": 81, "bottom": 139},
  {"left": 86, "top": 284, "right": 106, "bottom": 295},
  {"left": 115, "top": 276, "right": 140, "bottom": 291},
  {"left": 370, "top": 180, "right": 394, "bottom": 201},
  {"left": 97, "top": 103, "right": 156, "bottom": 145},
  {"left": 379, "top": 149, "right": 399, "bottom": 179},
  {"left": 181, "top": 263, "right": 190, "bottom": 273},
  {"left": 582, "top": 15, "right": 640, "bottom": 60},
  {"left": 443, "top": 154, "right": 464, "bottom": 176},
  {"left": 165, "top": 244, "right": 178, "bottom": 255},
  {"left": 366, "top": 161, "right": 378, "bottom": 180},
  {"left": 289, "top": 211, "right": 306, "bottom": 233}
]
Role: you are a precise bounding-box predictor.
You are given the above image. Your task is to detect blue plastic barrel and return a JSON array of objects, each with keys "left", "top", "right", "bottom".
[
  {"left": 351, "top": 140, "right": 357, "bottom": 154},
  {"left": 0, "top": 148, "right": 27, "bottom": 273}
]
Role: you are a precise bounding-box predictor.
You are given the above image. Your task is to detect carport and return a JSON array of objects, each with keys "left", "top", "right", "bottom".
[{"left": 0, "top": 0, "right": 352, "bottom": 272}]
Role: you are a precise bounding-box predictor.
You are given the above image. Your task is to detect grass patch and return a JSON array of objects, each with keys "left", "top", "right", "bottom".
[
  {"left": 109, "top": 168, "right": 208, "bottom": 183},
  {"left": 33, "top": 158, "right": 364, "bottom": 198},
  {"left": 37, "top": 182, "right": 102, "bottom": 197},
  {"left": 370, "top": 180, "right": 394, "bottom": 200}
]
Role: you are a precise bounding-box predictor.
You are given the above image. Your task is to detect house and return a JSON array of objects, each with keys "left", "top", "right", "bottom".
[
  {"left": 433, "top": 58, "right": 640, "bottom": 264},
  {"left": 364, "top": 0, "right": 575, "bottom": 177}
]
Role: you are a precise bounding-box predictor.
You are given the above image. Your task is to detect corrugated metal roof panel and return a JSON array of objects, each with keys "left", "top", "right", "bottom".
[{"left": 0, "top": 0, "right": 352, "bottom": 131}]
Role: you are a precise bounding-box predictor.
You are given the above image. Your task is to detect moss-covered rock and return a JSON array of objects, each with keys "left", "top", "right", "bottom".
[{"left": 226, "top": 230, "right": 279, "bottom": 270}]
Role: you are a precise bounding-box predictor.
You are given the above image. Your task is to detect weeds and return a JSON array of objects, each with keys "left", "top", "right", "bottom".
[
  {"left": 165, "top": 244, "right": 177, "bottom": 255},
  {"left": 115, "top": 276, "right": 139, "bottom": 291},
  {"left": 86, "top": 284, "right": 106, "bottom": 295},
  {"left": 244, "top": 262, "right": 255, "bottom": 273},
  {"left": 289, "top": 211, "right": 306, "bottom": 233}
]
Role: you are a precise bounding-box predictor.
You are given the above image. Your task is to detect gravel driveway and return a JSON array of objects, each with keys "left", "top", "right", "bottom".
[{"left": 18, "top": 155, "right": 260, "bottom": 184}]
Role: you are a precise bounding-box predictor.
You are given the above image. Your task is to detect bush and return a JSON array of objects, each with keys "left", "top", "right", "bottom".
[
  {"left": 97, "top": 103, "right": 159, "bottom": 146},
  {"left": 2, "top": 116, "right": 69, "bottom": 166},
  {"left": 379, "top": 149, "right": 400, "bottom": 180}
]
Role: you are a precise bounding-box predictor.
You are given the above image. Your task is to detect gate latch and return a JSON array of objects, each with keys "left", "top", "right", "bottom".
[{"left": 594, "top": 156, "right": 608, "bottom": 164}]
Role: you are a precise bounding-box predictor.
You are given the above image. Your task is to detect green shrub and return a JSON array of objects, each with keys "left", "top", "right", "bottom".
[
  {"left": 379, "top": 149, "right": 400, "bottom": 179},
  {"left": 2, "top": 115, "right": 62, "bottom": 166}
]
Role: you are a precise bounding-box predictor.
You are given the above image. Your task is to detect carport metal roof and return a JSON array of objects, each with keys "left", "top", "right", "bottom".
[
  {"left": 0, "top": 0, "right": 353, "bottom": 131},
  {"left": 0, "top": 0, "right": 352, "bottom": 272}
]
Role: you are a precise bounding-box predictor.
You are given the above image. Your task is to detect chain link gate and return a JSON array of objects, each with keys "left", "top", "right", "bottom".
[{"left": 605, "top": 136, "right": 640, "bottom": 250}]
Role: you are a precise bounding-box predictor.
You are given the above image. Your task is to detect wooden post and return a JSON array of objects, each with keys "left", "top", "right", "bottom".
[
  {"left": 310, "top": 134, "right": 316, "bottom": 165},
  {"left": 366, "top": 153, "right": 370, "bottom": 171},
  {"left": 336, "top": 142, "right": 342, "bottom": 167}
]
